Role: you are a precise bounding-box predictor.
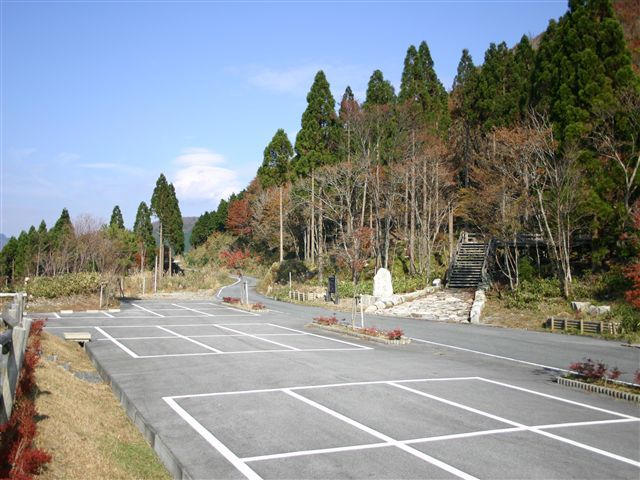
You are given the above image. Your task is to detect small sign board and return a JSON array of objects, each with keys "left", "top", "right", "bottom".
[{"left": 327, "top": 276, "right": 339, "bottom": 304}]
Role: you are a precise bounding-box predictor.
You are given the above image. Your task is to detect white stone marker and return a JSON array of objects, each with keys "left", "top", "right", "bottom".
[{"left": 373, "top": 268, "right": 393, "bottom": 298}]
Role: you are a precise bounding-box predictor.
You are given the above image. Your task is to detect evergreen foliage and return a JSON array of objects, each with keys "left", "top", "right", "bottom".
[
  {"left": 292, "top": 70, "right": 341, "bottom": 176},
  {"left": 258, "top": 129, "right": 293, "bottom": 188},
  {"left": 364, "top": 70, "right": 396, "bottom": 107},
  {"left": 133, "top": 201, "right": 155, "bottom": 266},
  {"left": 109, "top": 205, "right": 125, "bottom": 230}
]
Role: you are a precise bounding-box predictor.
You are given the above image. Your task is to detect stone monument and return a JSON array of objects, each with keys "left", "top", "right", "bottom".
[{"left": 373, "top": 267, "right": 393, "bottom": 298}]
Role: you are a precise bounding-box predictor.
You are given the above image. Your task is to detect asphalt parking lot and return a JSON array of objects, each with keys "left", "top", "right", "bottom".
[{"left": 39, "top": 293, "right": 639, "bottom": 479}]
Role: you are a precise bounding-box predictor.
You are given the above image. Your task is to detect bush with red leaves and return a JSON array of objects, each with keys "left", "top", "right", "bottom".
[
  {"left": 387, "top": 329, "right": 404, "bottom": 340},
  {"left": 0, "top": 319, "right": 52, "bottom": 479},
  {"left": 313, "top": 315, "right": 338, "bottom": 326},
  {"left": 222, "top": 296, "right": 240, "bottom": 304},
  {"left": 568, "top": 358, "right": 621, "bottom": 383}
]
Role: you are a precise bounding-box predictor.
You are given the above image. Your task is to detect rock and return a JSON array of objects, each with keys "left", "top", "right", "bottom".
[
  {"left": 571, "top": 301, "right": 591, "bottom": 312},
  {"left": 373, "top": 268, "right": 394, "bottom": 298},
  {"left": 432, "top": 278, "right": 442, "bottom": 288},
  {"left": 469, "top": 290, "right": 486, "bottom": 324},
  {"left": 587, "top": 305, "right": 611, "bottom": 316}
]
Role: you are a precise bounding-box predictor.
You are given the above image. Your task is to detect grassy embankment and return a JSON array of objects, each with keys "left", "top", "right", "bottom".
[{"left": 34, "top": 332, "right": 171, "bottom": 479}]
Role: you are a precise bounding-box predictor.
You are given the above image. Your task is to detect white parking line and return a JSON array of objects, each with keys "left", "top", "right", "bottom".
[
  {"left": 164, "top": 398, "right": 261, "bottom": 480},
  {"left": 131, "top": 303, "right": 164, "bottom": 317},
  {"left": 137, "top": 347, "right": 368, "bottom": 359},
  {"left": 269, "top": 323, "right": 373, "bottom": 349},
  {"left": 284, "top": 389, "right": 478, "bottom": 480},
  {"left": 213, "top": 324, "right": 300, "bottom": 351},
  {"left": 95, "top": 327, "right": 139, "bottom": 358},
  {"left": 156, "top": 326, "right": 223, "bottom": 353},
  {"left": 101, "top": 311, "right": 114, "bottom": 318},
  {"left": 411, "top": 337, "right": 571, "bottom": 374},
  {"left": 172, "top": 304, "right": 215, "bottom": 317},
  {"left": 390, "top": 382, "right": 640, "bottom": 469}
]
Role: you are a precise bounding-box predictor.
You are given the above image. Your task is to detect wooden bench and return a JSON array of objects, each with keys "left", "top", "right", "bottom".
[{"left": 63, "top": 332, "right": 92, "bottom": 345}]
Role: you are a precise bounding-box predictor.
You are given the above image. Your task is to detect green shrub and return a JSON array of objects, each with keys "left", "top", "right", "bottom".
[
  {"left": 517, "top": 257, "right": 537, "bottom": 282},
  {"left": 27, "top": 273, "right": 102, "bottom": 299},
  {"left": 275, "top": 259, "right": 309, "bottom": 285},
  {"left": 610, "top": 304, "right": 640, "bottom": 333},
  {"left": 503, "top": 278, "right": 561, "bottom": 309}
]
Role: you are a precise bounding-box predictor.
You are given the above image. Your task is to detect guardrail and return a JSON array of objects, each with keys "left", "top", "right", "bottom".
[
  {"left": 546, "top": 317, "right": 620, "bottom": 335},
  {"left": 1, "top": 292, "right": 32, "bottom": 423}
]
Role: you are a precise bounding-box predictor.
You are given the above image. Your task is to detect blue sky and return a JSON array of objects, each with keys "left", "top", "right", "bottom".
[{"left": 1, "top": 0, "right": 568, "bottom": 237}]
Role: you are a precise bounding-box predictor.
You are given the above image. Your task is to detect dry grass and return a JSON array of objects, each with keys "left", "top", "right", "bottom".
[
  {"left": 482, "top": 297, "right": 573, "bottom": 331},
  {"left": 26, "top": 294, "right": 120, "bottom": 314},
  {"left": 34, "top": 333, "right": 170, "bottom": 480}
]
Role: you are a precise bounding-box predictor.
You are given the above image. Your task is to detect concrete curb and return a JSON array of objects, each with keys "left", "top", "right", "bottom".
[
  {"left": 308, "top": 323, "right": 411, "bottom": 345},
  {"left": 364, "top": 286, "right": 439, "bottom": 313},
  {"left": 469, "top": 290, "right": 486, "bottom": 324},
  {"left": 85, "top": 343, "right": 192, "bottom": 479},
  {"left": 556, "top": 376, "right": 640, "bottom": 403}
]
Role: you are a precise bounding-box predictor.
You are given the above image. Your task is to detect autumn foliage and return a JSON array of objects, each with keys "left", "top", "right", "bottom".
[
  {"left": 624, "top": 204, "right": 640, "bottom": 309},
  {"left": 0, "top": 319, "right": 52, "bottom": 479},
  {"left": 219, "top": 248, "right": 251, "bottom": 271}
]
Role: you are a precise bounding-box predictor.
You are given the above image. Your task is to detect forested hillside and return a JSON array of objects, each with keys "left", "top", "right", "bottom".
[
  {"left": 187, "top": 0, "right": 638, "bottom": 302},
  {"left": 1, "top": 0, "right": 638, "bottom": 311}
]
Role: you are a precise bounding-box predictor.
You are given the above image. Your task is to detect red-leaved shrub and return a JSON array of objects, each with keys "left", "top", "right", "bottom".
[
  {"left": 222, "top": 296, "right": 240, "bottom": 304},
  {"left": 313, "top": 315, "right": 338, "bottom": 326},
  {"left": 568, "top": 358, "right": 621, "bottom": 382},
  {"left": 0, "top": 319, "right": 52, "bottom": 479}
]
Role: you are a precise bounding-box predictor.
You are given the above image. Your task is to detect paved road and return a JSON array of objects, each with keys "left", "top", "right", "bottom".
[{"left": 35, "top": 278, "right": 639, "bottom": 479}]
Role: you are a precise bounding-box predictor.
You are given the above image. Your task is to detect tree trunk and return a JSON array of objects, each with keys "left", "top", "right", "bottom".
[
  {"left": 311, "top": 170, "right": 315, "bottom": 264},
  {"left": 158, "top": 222, "right": 164, "bottom": 278},
  {"left": 279, "top": 185, "right": 284, "bottom": 263}
]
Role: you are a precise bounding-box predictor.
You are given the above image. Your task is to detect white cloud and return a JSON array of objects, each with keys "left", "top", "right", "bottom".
[
  {"left": 56, "top": 152, "right": 80, "bottom": 164},
  {"left": 172, "top": 148, "right": 241, "bottom": 203},
  {"left": 240, "top": 63, "right": 369, "bottom": 97},
  {"left": 175, "top": 148, "right": 226, "bottom": 167}
]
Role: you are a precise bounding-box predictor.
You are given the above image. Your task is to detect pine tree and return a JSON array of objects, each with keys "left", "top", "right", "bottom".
[
  {"left": 49, "top": 208, "right": 74, "bottom": 250},
  {"left": 166, "top": 183, "right": 184, "bottom": 257},
  {"left": 259, "top": 129, "right": 293, "bottom": 262},
  {"left": 110, "top": 205, "right": 125, "bottom": 230},
  {"left": 133, "top": 201, "right": 155, "bottom": 270}
]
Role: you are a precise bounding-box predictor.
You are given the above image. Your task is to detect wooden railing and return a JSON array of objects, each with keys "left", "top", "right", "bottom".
[
  {"left": 546, "top": 317, "right": 620, "bottom": 335},
  {"left": 0, "top": 292, "right": 32, "bottom": 423}
]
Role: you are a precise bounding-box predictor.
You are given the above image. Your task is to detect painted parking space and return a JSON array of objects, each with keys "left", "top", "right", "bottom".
[{"left": 164, "top": 377, "right": 640, "bottom": 480}]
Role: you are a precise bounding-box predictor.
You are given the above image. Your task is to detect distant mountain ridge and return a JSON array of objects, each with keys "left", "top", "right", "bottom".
[{"left": 0, "top": 233, "right": 7, "bottom": 250}]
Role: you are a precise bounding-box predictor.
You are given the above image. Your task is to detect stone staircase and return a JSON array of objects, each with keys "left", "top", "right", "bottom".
[{"left": 447, "top": 237, "right": 488, "bottom": 289}]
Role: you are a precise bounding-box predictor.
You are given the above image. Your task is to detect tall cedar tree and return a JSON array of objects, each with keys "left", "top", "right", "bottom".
[
  {"left": 166, "top": 183, "right": 184, "bottom": 255},
  {"left": 109, "top": 205, "right": 125, "bottom": 229},
  {"left": 450, "top": 48, "right": 477, "bottom": 187},
  {"left": 49, "top": 208, "right": 74, "bottom": 248},
  {"left": 364, "top": 70, "right": 396, "bottom": 107},
  {"left": 259, "top": 129, "right": 293, "bottom": 262},
  {"left": 150, "top": 174, "right": 171, "bottom": 275},
  {"left": 293, "top": 70, "right": 340, "bottom": 263},
  {"left": 133, "top": 201, "right": 155, "bottom": 269}
]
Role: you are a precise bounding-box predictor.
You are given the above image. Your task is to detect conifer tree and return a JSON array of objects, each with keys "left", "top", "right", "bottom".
[
  {"left": 364, "top": 70, "right": 396, "bottom": 107},
  {"left": 166, "top": 183, "right": 184, "bottom": 257},
  {"left": 133, "top": 201, "right": 155, "bottom": 270},
  {"left": 110, "top": 205, "right": 125, "bottom": 230},
  {"left": 259, "top": 129, "right": 293, "bottom": 262},
  {"left": 293, "top": 70, "right": 340, "bottom": 263},
  {"left": 50, "top": 208, "right": 74, "bottom": 250},
  {"left": 150, "top": 174, "right": 171, "bottom": 276}
]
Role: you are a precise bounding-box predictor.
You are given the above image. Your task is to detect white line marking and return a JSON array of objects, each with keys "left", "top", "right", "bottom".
[
  {"left": 101, "top": 311, "right": 115, "bottom": 318},
  {"left": 243, "top": 442, "right": 391, "bottom": 462},
  {"left": 166, "top": 377, "right": 476, "bottom": 400},
  {"left": 410, "top": 337, "right": 572, "bottom": 374},
  {"left": 95, "top": 327, "right": 139, "bottom": 358},
  {"left": 477, "top": 378, "right": 640, "bottom": 420},
  {"left": 136, "top": 347, "right": 370, "bottom": 359},
  {"left": 284, "top": 389, "right": 478, "bottom": 480},
  {"left": 216, "top": 276, "right": 242, "bottom": 299},
  {"left": 164, "top": 398, "right": 261, "bottom": 480},
  {"left": 213, "top": 324, "right": 300, "bottom": 350},
  {"left": 243, "top": 417, "right": 640, "bottom": 463},
  {"left": 156, "top": 326, "right": 223, "bottom": 353},
  {"left": 96, "top": 333, "right": 308, "bottom": 341},
  {"left": 171, "top": 303, "right": 215, "bottom": 317},
  {"left": 53, "top": 312, "right": 61, "bottom": 319},
  {"left": 131, "top": 303, "right": 164, "bottom": 317},
  {"left": 220, "top": 304, "right": 260, "bottom": 316},
  {"left": 46, "top": 322, "right": 267, "bottom": 329},
  {"left": 390, "top": 382, "right": 640, "bottom": 468},
  {"left": 270, "top": 323, "right": 373, "bottom": 349}
]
